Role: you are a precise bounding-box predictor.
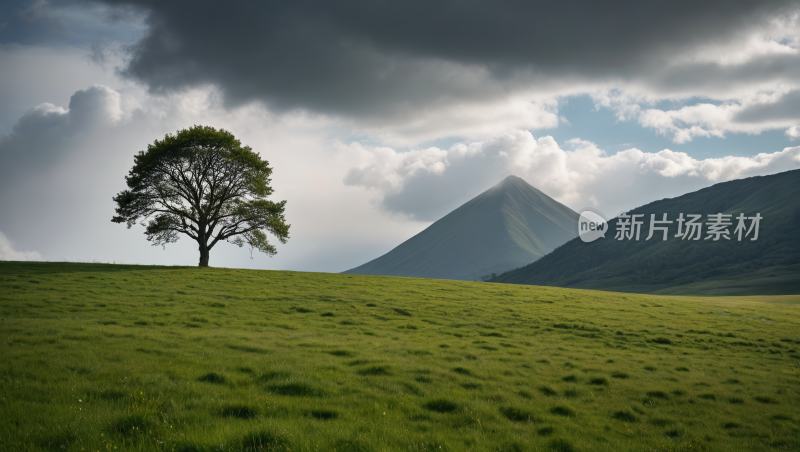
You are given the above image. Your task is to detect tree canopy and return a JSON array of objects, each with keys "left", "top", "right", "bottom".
[{"left": 112, "top": 125, "right": 289, "bottom": 267}]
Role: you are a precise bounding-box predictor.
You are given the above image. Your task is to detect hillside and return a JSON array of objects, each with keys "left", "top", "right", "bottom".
[
  {"left": 1, "top": 261, "right": 799, "bottom": 452},
  {"left": 493, "top": 169, "right": 800, "bottom": 295},
  {"left": 344, "top": 175, "right": 578, "bottom": 280}
]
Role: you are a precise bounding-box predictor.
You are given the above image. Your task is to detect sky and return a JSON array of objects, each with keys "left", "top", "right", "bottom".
[{"left": 1, "top": 0, "right": 800, "bottom": 271}]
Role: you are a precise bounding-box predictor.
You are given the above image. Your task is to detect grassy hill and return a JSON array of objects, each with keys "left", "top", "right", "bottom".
[
  {"left": 493, "top": 169, "right": 800, "bottom": 295},
  {"left": 1, "top": 261, "right": 799, "bottom": 452},
  {"left": 344, "top": 175, "right": 578, "bottom": 281}
]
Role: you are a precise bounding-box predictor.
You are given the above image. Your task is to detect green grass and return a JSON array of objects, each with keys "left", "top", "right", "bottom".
[{"left": 1, "top": 261, "right": 799, "bottom": 452}]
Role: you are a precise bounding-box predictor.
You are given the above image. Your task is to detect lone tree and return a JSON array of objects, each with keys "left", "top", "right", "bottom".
[{"left": 112, "top": 125, "right": 289, "bottom": 267}]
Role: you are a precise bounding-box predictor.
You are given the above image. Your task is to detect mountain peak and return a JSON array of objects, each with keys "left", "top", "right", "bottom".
[
  {"left": 343, "top": 175, "right": 579, "bottom": 280},
  {"left": 500, "top": 174, "right": 524, "bottom": 184}
]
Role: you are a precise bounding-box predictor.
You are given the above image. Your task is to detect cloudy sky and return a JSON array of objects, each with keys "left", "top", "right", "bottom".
[{"left": 1, "top": 0, "right": 800, "bottom": 271}]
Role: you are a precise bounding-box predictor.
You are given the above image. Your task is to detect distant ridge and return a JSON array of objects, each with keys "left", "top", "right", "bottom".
[
  {"left": 493, "top": 169, "right": 800, "bottom": 295},
  {"left": 343, "top": 175, "right": 578, "bottom": 280}
]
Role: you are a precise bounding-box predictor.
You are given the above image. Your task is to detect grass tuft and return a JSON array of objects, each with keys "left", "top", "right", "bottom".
[
  {"left": 269, "top": 383, "right": 324, "bottom": 397},
  {"left": 499, "top": 406, "right": 538, "bottom": 422},
  {"left": 310, "top": 409, "right": 338, "bottom": 420},
  {"left": 423, "top": 399, "right": 458, "bottom": 413},
  {"left": 539, "top": 386, "right": 558, "bottom": 396},
  {"left": 357, "top": 365, "right": 392, "bottom": 376},
  {"left": 198, "top": 372, "right": 226, "bottom": 384},
  {"left": 219, "top": 405, "right": 259, "bottom": 419},
  {"left": 611, "top": 410, "right": 638, "bottom": 422},
  {"left": 548, "top": 438, "right": 576, "bottom": 452},
  {"left": 550, "top": 406, "right": 576, "bottom": 417}
]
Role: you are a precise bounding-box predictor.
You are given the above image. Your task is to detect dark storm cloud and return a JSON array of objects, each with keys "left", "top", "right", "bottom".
[{"left": 76, "top": 0, "right": 796, "bottom": 119}]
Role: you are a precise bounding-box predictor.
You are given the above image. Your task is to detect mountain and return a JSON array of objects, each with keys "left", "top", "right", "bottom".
[
  {"left": 343, "top": 175, "right": 579, "bottom": 280},
  {"left": 493, "top": 169, "right": 800, "bottom": 295}
]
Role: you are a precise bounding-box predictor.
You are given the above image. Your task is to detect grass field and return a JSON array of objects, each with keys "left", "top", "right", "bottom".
[{"left": 1, "top": 262, "right": 799, "bottom": 452}]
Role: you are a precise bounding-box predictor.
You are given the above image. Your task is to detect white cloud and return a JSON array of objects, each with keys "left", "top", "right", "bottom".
[
  {"left": 0, "top": 230, "right": 41, "bottom": 261},
  {"left": 0, "top": 44, "right": 137, "bottom": 134},
  {"left": 0, "top": 84, "right": 428, "bottom": 272},
  {"left": 344, "top": 131, "right": 800, "bottom": 220},
  {"left": 787, "top": 126, "right": 800, "bottom": 140}
]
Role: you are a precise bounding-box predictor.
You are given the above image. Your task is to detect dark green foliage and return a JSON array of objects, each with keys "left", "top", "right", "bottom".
[
  {"left": 198, "top": 372, "right": 225, "bottom": 384},
  {"left": 550, "top": 406, "right": 576, "bottom": 417},
  {"left": 255, "top": 371, "right": 290, "bottom": 382},
  {"left": 109, "top": 413, "right": 153, "bottom": 437},
  {"left": 562, "top": 374, "right": 578, "bottom": 382},
  {"left": 539, "top": 386, "right": 558, "bottom": 396},
  {"left": 451, "top": 367, "right": 473, "bottom": 376},
  {"left": 548, "top": 438, "right": 576, "bottom": 452},
  {"left": 423, "top": 399, "right": 458, "bottom": 413},
  {"left": 611, "top": 371, "right": 629, "bottom": 379},
  {"left": 226, "top": 344, "right": 269, "bottom": 354},
  {"left": 754, "top": 396, "right": 778, "bottom": 404},
  {"left": 647, "top": 391, "right": 669, "bottom": 399},
  {"left": 235, "top": 430, "right": 291, "bottom": 452},
  {"left": 310, "top": 409, "right": 338, "bottom": 420},
  {"left": 112, "top": 125, "right": 289, "bottom": 267},
  {"left": 563, "top": 389, "right": 579, "bottom": 398},
  {"left": 392, "top": 308, "right": 412, "bottom": 316},
  {"left": 538, "top": 426, "right": 554, "bottom": 436},
  {"left": 728, "top": 397, "right": 745, "bottom": 404},
  {"left": 589, "top": 377, "right": 608, "bottom": 385},
  {"left": 328, "top": 350, "right": 354, "bottom": 357},
  {"left": 612, "top": 410, "right": 638, "bottom": 422},
  {"left": 676, "top": 366, "right": 690, "bottom": 372},
  {"left": 698, "top": 393, "right": 716, "bottom": 401},
  {"left": 499, "top": 406, "right": 538, "bottom": 422},
  {"left": 356, "top": 365, "right": 391, "bottom": 376},
  {"left": 219, "top": 405, "right": 259, "bottom": 419},
  {"left": 651, "top": 337, "right": 672, "bottom": 345},
  {"left": 269, "top": 383, "right": 323, "bottom": 396}
]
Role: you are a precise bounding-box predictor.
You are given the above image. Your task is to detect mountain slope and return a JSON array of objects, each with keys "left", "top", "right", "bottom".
[
  {"left": 344, "top": 175, "right": 578, "bottom": 280},
  {"left": 493, "top": 169, "right": 800, "bottom": 295}
]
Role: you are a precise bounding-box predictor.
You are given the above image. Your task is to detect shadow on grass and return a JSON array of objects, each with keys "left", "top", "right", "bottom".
[
  {"left": 423, "top": 399, "right": 458, "bottom": 413},
  {"left": 269, "top": 383, "right": 324, "bottom": 397},
  {"left": 219, "top": 405, "right": 259, "bottom": 419},
  {"left": 198, "top": 372, "right": 226, "bottom": 384}
]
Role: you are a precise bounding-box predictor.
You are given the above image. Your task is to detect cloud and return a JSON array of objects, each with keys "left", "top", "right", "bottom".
[
  {"left": 0, "top": 84, "right": 137, "bottom": 187},
  {"left": 69, "top": 0, "right": 798, "bottom": 142},
  {"left": 620, "top": 88, "right": 800, "bottom": 143},
  {"left": 0, "top": 230, "right": 41, "bottom": 261},
  {"left": 787, "top": 126, "right": 800, "bottom": 139},
  {"left": 344, "top": 131, "right": 800, "bottom": 220},
  {"left": 0, "top": 83, "right": 430, "bottom": 272}
]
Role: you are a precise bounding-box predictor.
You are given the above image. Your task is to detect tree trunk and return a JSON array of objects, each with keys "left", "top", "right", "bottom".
[{"left": 199, "top": 243, "right": 210, "bottom": 267}]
